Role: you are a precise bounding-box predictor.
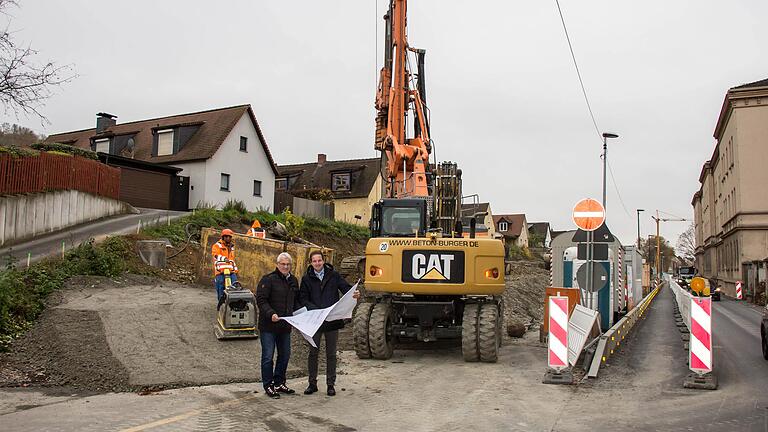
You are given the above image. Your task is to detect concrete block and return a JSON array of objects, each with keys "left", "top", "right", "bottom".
[
  {"left": 542, "top": 368, "right": 574, "bottom": 385},
  {"left": 681, "top": 333, "right": 690, "bottom": 341},
  {"left": 683, "top": 372, "right": 717, "bottom": 390}
]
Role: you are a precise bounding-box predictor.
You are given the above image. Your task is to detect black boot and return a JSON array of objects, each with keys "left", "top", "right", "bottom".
[
  {"left": 304, "top": 384, "right": 318, "bottom": 395},
  {"left": 327, "top": 385, "right": 336, "bottom": 396}
]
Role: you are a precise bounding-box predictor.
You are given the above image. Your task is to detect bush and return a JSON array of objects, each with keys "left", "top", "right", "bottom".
[
  {"left": 0, "top": 237, "right": 132, "bottom": 351},
  {"left": 31, "top": 142, "right": 98, "bottom": 160},
  {"left": 0, "top": 145, "right": 38, "bottom": 158},
  {"left": 283, "top": 208, "right": 305, "bottom": 238},
  {"left": 222, "top": 199, "right": 248, "bottom": 214}
]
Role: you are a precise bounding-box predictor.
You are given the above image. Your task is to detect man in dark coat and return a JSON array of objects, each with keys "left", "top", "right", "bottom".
[
  {"left": 256, "top": 252, "right": 299, "bottom": 399},
  {"left": 299, "top": 250, "right": 359, "bottom": 396}
]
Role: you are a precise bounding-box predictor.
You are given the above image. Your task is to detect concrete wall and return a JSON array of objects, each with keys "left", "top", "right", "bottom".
[{"left": 0, "top": 190, "right": 134, "bottom": 247}]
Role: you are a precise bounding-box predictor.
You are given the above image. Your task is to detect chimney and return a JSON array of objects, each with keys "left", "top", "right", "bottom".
[
  {"left": 317, "top": 153, "right": 327, "bottom": 166},
  {"left": 96, "top": 112, "right": 117, "bottom": 134}
]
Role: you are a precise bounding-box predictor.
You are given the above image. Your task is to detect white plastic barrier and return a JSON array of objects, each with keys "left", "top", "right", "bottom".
[{"left": 670, "top": 280, "right": 692, "bottom": 331}]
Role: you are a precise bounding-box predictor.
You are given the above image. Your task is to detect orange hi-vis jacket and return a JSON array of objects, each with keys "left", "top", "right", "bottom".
[{"left": 211, "top": 240, "right": 238, "bottom": 275}]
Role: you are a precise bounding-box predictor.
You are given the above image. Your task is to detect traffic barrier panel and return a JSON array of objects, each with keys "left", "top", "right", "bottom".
[
  {"left": 689, "top": 296, "right": 712, "bottom": 374},
  {"left": 548, "top": 296, "right": 569, "bottom": 370},
  {"left": 736, "top": 281, "right": 743, "bottom": 300}
]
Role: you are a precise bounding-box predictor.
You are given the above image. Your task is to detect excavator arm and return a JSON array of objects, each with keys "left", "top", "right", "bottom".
[{"left": 375, "top": 0, "right": 431, "bottom": 199}]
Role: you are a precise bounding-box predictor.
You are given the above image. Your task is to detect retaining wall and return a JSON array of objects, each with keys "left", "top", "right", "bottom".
[{"left": 0, "top": 190, "right": 135, "bottom": 247}]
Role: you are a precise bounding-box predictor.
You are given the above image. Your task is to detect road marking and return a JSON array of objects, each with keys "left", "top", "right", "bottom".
[{"left": 118, "top": 394, "right": 258, "bottom": 432}]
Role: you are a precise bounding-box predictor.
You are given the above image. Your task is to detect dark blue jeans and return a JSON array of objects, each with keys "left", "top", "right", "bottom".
[
  {"left": 260, "top": 330, "right": 291, "bottom": 389},
  {"left": 214, "top": 273, "right": 237, "bottom": 303}
]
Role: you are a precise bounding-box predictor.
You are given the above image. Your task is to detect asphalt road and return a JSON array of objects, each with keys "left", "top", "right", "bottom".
[
  {"left": 1, "top": 284, "right": 767, "bottom": 431},
  {"left": 622, "top": 286, "right": 768, "bottom": 432},
  {"left": 0, "top": 208, "right": 188, "bottom": 265}
]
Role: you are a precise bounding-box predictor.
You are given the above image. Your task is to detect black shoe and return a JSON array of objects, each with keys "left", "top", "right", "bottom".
[
  {"left": 304, "top": 384, "right": 318, "bottom": 395},
  {"left": 265, "top": 384, "right": 280, "bottom": 399},
  {"left": 327, "top": 385, "right": 336, "bottom": 396},
  {"left": 274, "top": 383, "right": 295, "bottom": 394}
]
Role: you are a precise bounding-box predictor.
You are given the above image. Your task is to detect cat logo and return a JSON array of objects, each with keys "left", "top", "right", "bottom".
[{"left": 402, "top": 250, "right": 465, "bottom": 283}]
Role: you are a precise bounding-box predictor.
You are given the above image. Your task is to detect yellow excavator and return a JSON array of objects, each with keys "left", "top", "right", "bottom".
[{"left": 350, "top": 0, "right": 505, "bottom": 362}]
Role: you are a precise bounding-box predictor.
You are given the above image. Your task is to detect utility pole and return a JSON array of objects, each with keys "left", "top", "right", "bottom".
[{"left": 636, "top": 209, "right": 644, "bottom": 249}]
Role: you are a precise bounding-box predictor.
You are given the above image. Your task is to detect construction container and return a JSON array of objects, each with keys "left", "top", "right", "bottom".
[{"left": 550, "top": 229, "right": 625, "bottom": 331}]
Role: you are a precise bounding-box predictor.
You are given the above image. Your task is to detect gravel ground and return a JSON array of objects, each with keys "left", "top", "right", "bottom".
[
  {"left": 0, "top": 274, "right": 334, "bottom": 393},
  {"left": 0, "top": 257, "right": 547, "bottom": 394}
]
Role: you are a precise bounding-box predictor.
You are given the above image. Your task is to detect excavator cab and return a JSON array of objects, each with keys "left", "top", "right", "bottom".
[{"left": 370, "top": 198, "right": 427, "bottom": 238}]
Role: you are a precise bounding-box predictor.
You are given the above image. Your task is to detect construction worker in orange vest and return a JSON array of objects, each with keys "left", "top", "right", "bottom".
[
  {"left": 212, "top": 229, "right": 238, "bottom": 309},
  {"left": 247, "top": 219, "right": 265, "bottom": 238}
]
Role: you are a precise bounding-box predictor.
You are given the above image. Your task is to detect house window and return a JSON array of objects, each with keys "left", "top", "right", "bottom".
[
  {"left": 253, "top": 180, "right": 262, "bottom": 196},
  {"left": 332, "top": 173, "right": 351, "bottom": 191},
  {"left": 499, "top": 221, "right": 508, "bottom": 232},
  {"left": 94, "top": 138, "right": 110, "bottom": 154},
  {"left": 275, "top": 178, "right": 287, "bottom": 191},
  {"left": 220, "top": 173, "right": 230, "bottom": 191},
  {"left": 157, "top": 130, "right": 174, "bottom": 156},
  {"left": 240, "top": 136, "right": 248, "bottom": 152}
]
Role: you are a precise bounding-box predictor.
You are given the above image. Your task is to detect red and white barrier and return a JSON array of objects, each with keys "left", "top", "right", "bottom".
[
  {"left": 548, "top": 296, "right": 569, "bottom": 370},
  {"left": 689, "top": 296, "right": 712, "bottom": 374},
  {"left": 735, "top": 281, "right": 743, "bottom": 300}
]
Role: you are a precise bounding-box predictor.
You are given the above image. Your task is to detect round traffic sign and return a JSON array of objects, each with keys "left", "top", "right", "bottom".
[{"left": 572, "top": 198, "right": 605, "bottom": 231}]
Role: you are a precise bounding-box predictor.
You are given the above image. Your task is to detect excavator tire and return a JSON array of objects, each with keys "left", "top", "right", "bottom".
[
  {"left": 461, "top": 303, "right": 480, "bottom": 362},
  {"left": 339, "top": 256, "right": 366, "bottom": 282},
  {"left": 353, "top": 302, "right": 374, "bottom": 359},
  {"left": 368, "top": 302, "right": 394, "bottom": 360},
  {"left": 497, "top": 298, "right": 505, "bottom": 348},
  {"left": 478, "top": 303, "right": 500, "bottom": 363}
]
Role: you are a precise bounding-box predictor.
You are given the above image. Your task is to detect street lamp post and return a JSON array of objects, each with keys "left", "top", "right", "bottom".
[
  {"left": 601, "top": 132, "right": 619, "bottom": 210},
  {"left": 636, "top": 209, "right": 644, "bottom": 249}
]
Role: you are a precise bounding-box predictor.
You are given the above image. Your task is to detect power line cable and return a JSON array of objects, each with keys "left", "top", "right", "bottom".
[
  {"left": 606, "top": 160, "right": 632, "bottom": 218},
  {"left": 553, "top": 0, "right": 602, "bottom": 141}
]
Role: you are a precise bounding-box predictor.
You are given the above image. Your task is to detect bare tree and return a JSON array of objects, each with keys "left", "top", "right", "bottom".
[
  {"left": 676, "top": 223, "right": 695, "bottom": 265},
  {"left": 0, "top": 0, "right": 74, "bottom": 123}
]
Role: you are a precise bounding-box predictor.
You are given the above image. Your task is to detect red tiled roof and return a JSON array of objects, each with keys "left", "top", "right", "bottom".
[{"left": 493, "top": 214, "right": 527, "bottom": 237}]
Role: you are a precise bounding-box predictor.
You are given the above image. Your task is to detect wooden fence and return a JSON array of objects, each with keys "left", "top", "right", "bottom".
[{"left": 0, "top": 152, "right": 120, "bottom": 200}]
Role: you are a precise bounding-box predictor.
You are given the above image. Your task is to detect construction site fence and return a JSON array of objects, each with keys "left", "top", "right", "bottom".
[
  {"left": 587, "top": 280, "right": 662, "bottom": 377},
  {"left": 0, "top": 152, "right": 120, "bottom": 200}
]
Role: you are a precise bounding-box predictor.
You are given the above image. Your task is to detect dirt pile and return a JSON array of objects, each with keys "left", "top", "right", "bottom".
[{"left": 502, "top": 261, "right": 549, "bottom": 330}]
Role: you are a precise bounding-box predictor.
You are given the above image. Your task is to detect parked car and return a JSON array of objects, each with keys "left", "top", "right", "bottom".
[
  {"left": 762, "top": 305, "right": 768, "bottom": 361},
  {"left": 677, "top": 266, "right": 696, "bottom": 288}
]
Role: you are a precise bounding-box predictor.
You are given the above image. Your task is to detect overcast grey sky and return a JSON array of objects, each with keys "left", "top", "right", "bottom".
[{"left": 5, "top": 0, "right": 768, "bottom": 246}]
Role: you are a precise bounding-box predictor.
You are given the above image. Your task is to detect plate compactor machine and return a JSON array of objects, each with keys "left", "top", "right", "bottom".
[{"left": 214, "top": 265, "right": 258, "bottom": 340}]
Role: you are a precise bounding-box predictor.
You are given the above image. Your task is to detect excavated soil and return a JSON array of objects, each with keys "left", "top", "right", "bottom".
[
  {"left": 0, "top": 274, "right": 336, "bottom": 393},
  {"left": 502, "top": 260, "right": 549, "bottom": 331},
  {"left": 0, "top": 237, "right": 546, "bottom": 394}
]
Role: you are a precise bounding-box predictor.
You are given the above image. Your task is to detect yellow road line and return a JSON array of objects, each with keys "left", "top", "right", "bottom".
[{"left": 119, "top": 394, "right": 258, "bottom": 432}]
